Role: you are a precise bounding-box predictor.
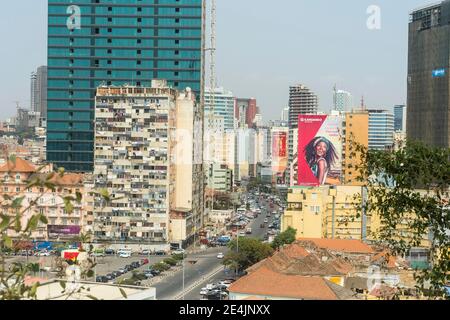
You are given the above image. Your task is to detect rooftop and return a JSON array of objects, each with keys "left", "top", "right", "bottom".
[
  {"left": 297, "top": 238, "right": 375, "bottom": 254},
  {"left": 0, "top": 157, "right": 36, "bottom": 173},
  {"left": 229, "top": 266, "right": 356, "bottom": 300}
]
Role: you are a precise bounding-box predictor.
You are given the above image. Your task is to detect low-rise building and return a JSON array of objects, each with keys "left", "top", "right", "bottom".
[{"left": 0, "top": 157, "right": 85, "bottom": 241}]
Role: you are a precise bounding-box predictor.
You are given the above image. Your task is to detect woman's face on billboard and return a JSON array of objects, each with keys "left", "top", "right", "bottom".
[{"left": 315, "top": 141, "right": 327, "bottom": 157}]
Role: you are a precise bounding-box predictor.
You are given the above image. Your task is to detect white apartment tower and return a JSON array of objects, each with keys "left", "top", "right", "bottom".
[{"left": 93, "top": 81, "right": 202, "bottom": 248}]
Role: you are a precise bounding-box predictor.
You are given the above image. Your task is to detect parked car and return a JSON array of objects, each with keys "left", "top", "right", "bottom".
[
  {"left": 263, "top": 218, "right": 268, "bottom": 223},
  {"left": 144, "top": 271, "right": 154, "bottom": 279},
  {"left": 119, "top": 252, "right": 131, "bottom": 258},
  {"left": 141, "top": 258, "right": 149, "bottom": 265},
  {"left": 140, "top": 249, "right": 151, "bottom": 256},
  {"left": 112, "top": 271, "right": 121, "bottom": 278},
  {"left": 124, "top": 265, "right": 133, "bottom": 272},
  {"left": 37, "top": 251, "right": 50, "bottom": 257},
  {"left": 105, "top": 249, "right": 115, "bottom": 255},
  {"left": 105, "top": 274, "right": 115, "bottom": 281},
  {"left": 149, "top": 269, "right": 161, "bottom": 276},
  {"left": 172, "top": 248, "right": 185, "bottom": 255},
  {"left": 131, "top": 261, "right": 141, "bottom": 268},
  {"left": 217, "top": 253, "right": 224, "bottom": 259},
  {"left": 155, "top": 250, "right": 166, "bottom": 256},
  {"left": 96, "top": 276, "right": 108, "bottom": 283},
  {"left": 118, "top": 268, "right": 127, "bottom": 274}
]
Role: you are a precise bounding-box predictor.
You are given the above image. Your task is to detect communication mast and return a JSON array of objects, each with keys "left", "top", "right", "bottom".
[
  {"left": 201, "top": 0, "right": 217, "bottom": 231},
  {"left": 209, "top": 0, "right": 217, "bottom": 215}
]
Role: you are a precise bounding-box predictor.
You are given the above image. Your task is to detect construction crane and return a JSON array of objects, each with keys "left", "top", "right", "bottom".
[{"left": 202, "top": 0, "right": 217, "bottom": 230}]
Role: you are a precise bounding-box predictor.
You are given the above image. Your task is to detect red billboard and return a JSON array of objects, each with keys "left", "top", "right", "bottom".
[
  {"left": 272, "top": 130, "right": 288, "bottom": 184},
  {"left": 297, "top": 115, "right": 342, "bottom": 186}
]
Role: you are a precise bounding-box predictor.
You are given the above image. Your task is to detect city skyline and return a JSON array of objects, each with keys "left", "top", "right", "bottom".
[{"left": 0, "top": 0, "right": 432, "bottom": 121}]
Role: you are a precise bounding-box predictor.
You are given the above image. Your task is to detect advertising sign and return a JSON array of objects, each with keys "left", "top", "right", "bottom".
[
  {"left": 47, "top": 225, "right": 81, "bottom": 239},
  {"left": 272, "top": 130, "right": 288, "bottom": 185},
  {"left": 432, "top": 68, "right": 446, "bottom": 78},
  {"left": 297, "top": 115, "right": 342, "bottom": 186}
]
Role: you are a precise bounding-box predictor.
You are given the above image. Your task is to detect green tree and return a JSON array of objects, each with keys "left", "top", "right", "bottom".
[
  {"left": 223, "top": 237, "right": 274, "bottom": 272},
  {"left": 271, "top": 227, "right": 297, "bottom": 250},
  {"left": 0, "top": 155, "right": 119, "bottom": 300},
  {"left": 354, "top": 140, "right": 450, "bottom": 299}
]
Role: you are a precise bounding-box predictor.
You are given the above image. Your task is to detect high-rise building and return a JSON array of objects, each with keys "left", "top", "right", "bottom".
[
  {"left": 288, "top": 85, "right": 319, "bottom": 126},
  {"left": 287, "top": 85, "right": 318, "bottom": 185},
  {"left": 394, "top": 104, "right": 407, "bottom": 133},
  {"left": 408, "top": 1, "right": 450, "bottom": 148},
  {"left": 368, "top": 109, "right": 394, "bottom": 150},
  {"left": 47, "top": 0, "right": 203, "bottom": 172},
  {"left": 281, "top": 106, "right": 289, "bottom": 122},
  {"left": 205, "top": 87, "right": 235, "bottom": 131},
  {"left": 333, "top": 88, "right": 353, "bottom": 112},
  {"left": 31, "top": 66, "right": 48, "bottom": 118},
  {"left": 342, "top": 110, "right": 369, "bottom": 185},
  {"left": 235, "top": 98, "right": 257, "bottom": 128},
  {"left": 92, "top": 82, "right": 202, "bottom": 248}
]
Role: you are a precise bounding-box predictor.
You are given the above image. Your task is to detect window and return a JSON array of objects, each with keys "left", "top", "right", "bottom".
[{"left": 16, "top": 187, "right": 20, "bottom": 192}]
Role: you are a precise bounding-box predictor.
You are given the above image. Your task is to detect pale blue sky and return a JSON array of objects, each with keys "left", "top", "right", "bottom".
[{"left": 0, "top": 0, "right": 435, "bottom": 121}]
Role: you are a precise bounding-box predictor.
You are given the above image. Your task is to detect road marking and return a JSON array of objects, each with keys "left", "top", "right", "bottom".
[{"left": 171, "top": 265, "right": 224, "bottom": 300}]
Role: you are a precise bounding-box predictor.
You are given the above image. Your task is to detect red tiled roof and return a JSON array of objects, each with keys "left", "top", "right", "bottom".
[
  {"left": 229, "top": 267, "right": 347, "bottom": 300},
  {"left": 0, "top": 157, "right": 36, "bottom": 173},
  {"left": 298, "top": 238, "right": 374, "bottom": 254}
]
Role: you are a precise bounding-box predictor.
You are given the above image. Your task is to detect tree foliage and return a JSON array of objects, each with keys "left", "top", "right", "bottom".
[
  {"left": 271, "top": 227, "right": 297, "bottom": 250},
  {"left": 223, "top": 237, "right": 274, "bottom": 272},
  {"left": 354, "top": 140, "right": 450, "bottom": 299},
  {"left": 0, "top": 155, "right": 112, "bottom": 300}
]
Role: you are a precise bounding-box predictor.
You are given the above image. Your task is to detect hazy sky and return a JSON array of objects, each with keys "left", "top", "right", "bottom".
[{"left": 0, "top": 0, "right": 434, "bottom": 122}]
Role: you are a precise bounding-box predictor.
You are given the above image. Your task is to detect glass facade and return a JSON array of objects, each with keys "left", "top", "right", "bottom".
[
  {"left": 204, "top": 88, "right": 235, "bottom": 131},
  {"left": 368, "top": 110, "right": 394, "bottom": 150},
  {"left": 408, "top": 1, "right": 450, "bottom": 148},
  {"left": 47, "top": 0, "right": 203, "bottom": 172}
]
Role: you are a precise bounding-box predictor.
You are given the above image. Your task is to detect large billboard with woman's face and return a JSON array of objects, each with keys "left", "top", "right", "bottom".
[{"left": 296, "top": 115, "right": 342, "bottom": 186}]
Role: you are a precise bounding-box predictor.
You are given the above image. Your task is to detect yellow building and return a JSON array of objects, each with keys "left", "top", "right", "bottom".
[
  {"left": 282, "top": 185, "right": 433, "bottom": 249},
  {"left": 282, "top": 186, "right": 366, "bottom": 240},
  {"left": 342, "top": 110, "right": 369, "bottom": 185}
]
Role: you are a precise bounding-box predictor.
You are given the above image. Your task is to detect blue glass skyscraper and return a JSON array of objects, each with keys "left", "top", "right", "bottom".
[{"left": 47, "top": 0, "right": 203, "bottom": 172}]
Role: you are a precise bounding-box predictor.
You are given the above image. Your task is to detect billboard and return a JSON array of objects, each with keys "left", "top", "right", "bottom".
[
  {"left": 47, "top": 225, "right": 81, "bottom": 239},
  {"left": 271, "top": 130, "right": 288, "bottom": 185},
  {"left": 297, "top": 115, "right": 342, "bottom": 186}
]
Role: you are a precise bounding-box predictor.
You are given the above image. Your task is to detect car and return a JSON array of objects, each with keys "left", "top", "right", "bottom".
[
  {"left": 144, "top": 271, "right": 154, "bottom": 279},
  {"left": 112, "top": 271, "right": 121, "bottom": 278},
  {"left": 124, "top": 265, "right": 133, "bottom": 272},
  {"left": 131, "top": 261, "right": 141, "bottom": 268},
  {"left": 92, "top": 251, "right": 106, "bottom": 257},
  {"left": 149, "top": 269, "right": 161, "bottom": 276},
  {"left": 264, "top": 218, "right": 268, "bottom": 223},
  {"left": 37, "top": 251, "right": 50, "bottom": 257},
  {"left": 141, "top": 258, "right": 149, "bottom": 265},
  {"left": 105, "top": 274, "right": 115, "bottom": 281},
  {"left": 155, "top": 250, "right": 167, "bottom": 256},
  {"left": 217, "top": 253, "right": 224, "bottom": 259},
  {"left": 239, "top": 231, "right": 246, "bottom": 236},
  {"left": 119, "top": 252, "right": 131, "bottom": 258},
  {"left": 200, "top": 288, "right": 209, "bottom": 296},
  {"left": 105, "top": 249, "right": 115, "bottom": 255},
  {"left": 96, "top": 276, "right": 108, "bottom": 283},
  {"left": 118, "top": 268, "right": 127, "bottom": 274},
  {"left": 172, "top": 248, "right": 185, "bottom": 255},
  {"left": 140, "top": 249, "right": 151, "bottom": 255}
]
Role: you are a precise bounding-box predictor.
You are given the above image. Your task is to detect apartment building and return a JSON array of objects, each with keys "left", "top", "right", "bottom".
[
  {"left": 0, "top": 157, "right": 85, "bottom": 241},
  {"left": 92, "top": 82, "right": 202, "bottom": 248}
]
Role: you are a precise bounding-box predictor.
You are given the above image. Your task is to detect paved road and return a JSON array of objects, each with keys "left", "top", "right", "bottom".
[{"left": 154, "top": 247, "right": 226, "bottom": 300}]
